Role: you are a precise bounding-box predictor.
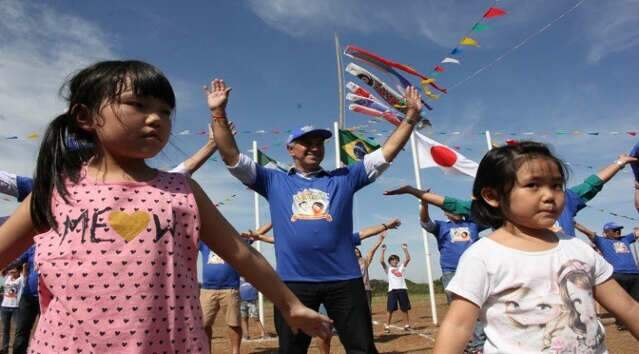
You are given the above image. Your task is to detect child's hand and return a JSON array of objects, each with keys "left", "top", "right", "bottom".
[
  {"left": 204, "top": 79, "right": 232, "bottom": 112},
  {"left": 381, "top": 244, "right": 387, "bottom": 250},
  {"left": 384, "top": 185, "right": 416, "bottom": 196},
  {"left": 387, "top": 218, "right": 401, "bottom": 229},
  {"left": 284, "top": 304, "right": 333, "bottom": 339},
  {"left": 616, "top": 153, "right": 638, "bottom": 166},
  {"left": 401, "top": 243, "right": 408, "bottom": 250},
  {"left": 404, "top": 86, "right": 423, "bottom": 115}
]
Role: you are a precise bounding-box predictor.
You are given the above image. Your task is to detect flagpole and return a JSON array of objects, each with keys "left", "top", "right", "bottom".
[
  {"left": 334, "top": 121, "right": 341, "bottom": 169},
  {"left": 335, "top": 33, "right": 345, "bottom": 128},
  {"left": 409, "top": 133, "right": 438, "bottom": 325},
  {"left": 485, "top": 130, "right": 493, "bottom": 151},
  {"left": 252, "top": 140, "right": 265, "bottom": 325}
]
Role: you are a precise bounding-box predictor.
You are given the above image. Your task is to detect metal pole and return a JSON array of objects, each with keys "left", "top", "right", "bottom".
[
  {"left": 334, "top": 121, "right": 341, "bottom": 169},
  {"left": 335, "top": 33, "right": 346, "bottom": 128},
  {"left": 252, "top": 140, "right": 265, "bottom": 325},
  {"left": 485, "top": 130, "right": 493, "bottom": 151}
]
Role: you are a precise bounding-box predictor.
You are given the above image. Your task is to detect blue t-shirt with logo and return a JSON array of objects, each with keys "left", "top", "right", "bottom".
[
  {"left": 554, "top": 189, "right": 586, "bottom": 236},
  {"left": 251, "top": 162, "right": 371, "bottom": 282},
  {"left": 199, "top": 241, "right": 240, "bottom": 289},
  {"left": 239, "top": 279, "right": 258, "bottom": 301},
  {"left": 593, "top": 234, "right": 639, "bottom": 274},
  {"left": 426, "top": 220, "right": 485, "bottom": 272}
]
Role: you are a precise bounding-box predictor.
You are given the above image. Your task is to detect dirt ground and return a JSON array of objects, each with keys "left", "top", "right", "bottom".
[
  {"left": 0, "top": 294, "right": 635, "bottom": 353},
  {"left": 211, "top": 294, "right": 638, "bottom": 354}
]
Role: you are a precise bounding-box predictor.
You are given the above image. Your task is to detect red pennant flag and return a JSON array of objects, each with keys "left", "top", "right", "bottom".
[
  {"left": 627, "top": 131, "right": 637, "bottom": 136},
  {"left": 434, "top": 65, "right": 445, "bottom": 73},
  {"left": 483, "top": 7, "right": 507, "bottom": 18}
]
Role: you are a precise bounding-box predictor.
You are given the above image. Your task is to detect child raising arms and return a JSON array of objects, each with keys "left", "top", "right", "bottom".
[
  {"left": 0, "top": 60, "right": 330, "bottom": 353},
  {"left": 434, "top": 141, "right": 639, "bottom": 353}
]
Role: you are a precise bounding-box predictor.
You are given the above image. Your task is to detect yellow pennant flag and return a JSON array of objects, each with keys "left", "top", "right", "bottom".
[
  {"left": 27, "top": 133, "right": 39, "bottom": 139},
  {"left": 421, "top": 78, "right": 435, "bottom": 85},
  {"left": 459, "top": 36, "right": 480, "bottom": 47},
  {"left": 424, "top": 91, "right": 440, "bottom": 100}
]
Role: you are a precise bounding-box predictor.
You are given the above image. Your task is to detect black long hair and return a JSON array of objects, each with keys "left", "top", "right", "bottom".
[
  {"left": 31, "top": 60, "right": 175, "bottom": 230},
  {"left": 470, "top": 141, "right": 569, "bottom": 229}
]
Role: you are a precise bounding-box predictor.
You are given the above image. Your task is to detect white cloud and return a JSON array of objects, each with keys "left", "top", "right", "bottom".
[{"left": 584, "top": 0, "right": 639, "bottom": 63}]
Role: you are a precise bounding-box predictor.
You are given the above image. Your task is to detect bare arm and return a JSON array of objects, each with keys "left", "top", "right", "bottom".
[
  {"left": 420, "top": 200, "right": 431, "bottom": 224},
  {"left": 239, "top": 230, "right": 274, "bottom": 244},
  {"left": 379, "top": 87, "right": 422, "bottom": 163},
  {"left": 433, "top": 296, "right": 480, "bottom": 353},
  {"left": 380, "top": 244, "right": 387, "bottom": 271},
  {"left": 384, "top": 185, "right": 444, "bottom": 208},
  {"left": 205, "top": 79, "right": 241, "bottom": 166},
  {"left": 365, "top": 233, "right": 385, "bottom": 265},
  {"left": 596, "top": 154, "right": 637, "bottom": 183},
  {"left": 190, "top": 179, "right": 331, "bottom": 337},
  {"left": 574, "top": 221, "right": 597, "bottom": 241},
  {"left": 401, "top": 243, "right": 411, "bottom": 267},
  {"left": 255, "top": 222, "right": 273, "bottom": 235},
  {"left": 0, "top": 195, "right": 38, "bottom": 269},
  {"left": 594, "top": 278, "right": 639, "bottom": 339},
  {"left": 359, "top": 218, "right": 400, "bottom": 241}
]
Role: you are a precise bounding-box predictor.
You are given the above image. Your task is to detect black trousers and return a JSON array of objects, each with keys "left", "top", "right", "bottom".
[
  {"left": 613, "top": 272, "right": 639, "bottom": 300},
  {"left": 274, "top": 278, "right": 378, "bottom": 354},
  {"left": 12, "top": 295, "right": 39, "bottom": 354}
]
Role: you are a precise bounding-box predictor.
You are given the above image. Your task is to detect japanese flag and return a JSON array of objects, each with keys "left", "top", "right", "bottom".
[{"left": 414, "top": 132, "right": 478, "bottom": 177}]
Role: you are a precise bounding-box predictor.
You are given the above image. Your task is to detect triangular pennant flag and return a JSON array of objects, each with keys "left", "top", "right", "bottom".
[
  {"left": 459, "top": 37, "right": 480, "bottom": 47},
  {"left": 27, "top": 133, "right": 39, "bottom": 139},
  {"left": 413, "top": 132, "right": 478, "bottom": 177},
  {"left": 483, "top": 7, "right": 507, "bottom": 19},
  {"left": 338, "top": 129, "right": 380, "bottom": 166},
  {"left": 434, "top": 65, "right": 445, "bottom": 73},
  {"left": 257, "top": 149, "right": 289, "bottom": 172},
  {"left": 450, "top": 48, "right": 463, "bottom": 56},
  {"left": 441, "top": 57, "right": 460, "bottom": 64},
  {"left": 472, "top": 23, "right": 490, "bottom": 32}
]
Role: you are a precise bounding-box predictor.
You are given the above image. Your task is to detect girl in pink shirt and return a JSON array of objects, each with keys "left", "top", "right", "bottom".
[{"left": 0, "top": 60, "right": 331, "bottom": 353}]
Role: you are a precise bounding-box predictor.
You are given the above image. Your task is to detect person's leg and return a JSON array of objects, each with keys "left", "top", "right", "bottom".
[
  {"left": 240, "top": 301, "right": 250, "bottom": 339},
  {"left": 223, "top": 289, "right": 242, "bottom": 354},
  {"left": 385, "top": 290, "right": 398, "bottom": 331},
  {"left": 248, "top": 301, "right": 265, "bottom": 337},
  {"left": 366, "top": 290, "right": 372, "bottom": 314},
  {"left": 323, "top": 278, "right": 378, "bottom": 353},
  {"left": 318, "top": 335, "right": 332, "bottom": 354},
  {"left": 397, "top": 290, "right": 412, "bottom": 329},
  {"left": 612, "top": 273, "right": 633, "bottom": 329},
  {"left": 12, "top": 295, "right": 39, "bottom": 354},
  {"left": 274, "top": 282, "right": 321, "bottom": 354},
  {"left": 441, "top": 271, "right": 456, "bottom": 304},
  {"left": 1, "top": 309, "right": 13, "bottom": 353},
  {"left": 199, "top": 289, "right": 220, "bottom": 347}
]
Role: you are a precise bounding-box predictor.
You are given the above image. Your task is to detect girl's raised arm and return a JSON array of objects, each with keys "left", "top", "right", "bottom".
[
  {"left": 594, "top": 278, "right": 639, "bottom": 338},
  {"left": 0, "top": 195, "right": 38, "bottom": 269},
  {"left": 188, "top": 178, "right": 332, "bottom": 338}
]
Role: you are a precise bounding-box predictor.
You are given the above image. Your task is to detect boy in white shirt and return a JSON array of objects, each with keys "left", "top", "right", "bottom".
[
  {"left": 380, "top": 243, "right": 412, "bottom": 333},
  {"left": 1, "top": 264, "right": 25, "bottom": 354}
]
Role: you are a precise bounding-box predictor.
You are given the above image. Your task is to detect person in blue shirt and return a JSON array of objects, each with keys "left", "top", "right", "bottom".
[
  {"left": 209, "top": 78, "right": 424, "bottom": 353},
  {"left": 385, "top": 154, "right": 637, "bottom": 238},
  {"left": 239, "top": 277, "right": 268, "bottom": 340},
  {"left": 575, "top": 221, "right": 639, "bottom": 329}
]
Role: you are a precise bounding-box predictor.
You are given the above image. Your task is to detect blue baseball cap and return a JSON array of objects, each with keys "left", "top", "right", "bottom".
[
  {"left": 603, "top": 222, "right": 624, "bottom": 231},
  {"left": 286, "top": 125, "right": 332, "bottom": 145}
]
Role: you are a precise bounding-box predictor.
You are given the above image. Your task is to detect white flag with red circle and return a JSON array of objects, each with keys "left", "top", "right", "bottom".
[{"left": 414, "top": 132, "right": 478, "bottom": 177}]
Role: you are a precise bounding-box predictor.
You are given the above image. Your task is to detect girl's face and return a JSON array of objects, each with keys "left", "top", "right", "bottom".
[
  {"left": 93, "top": 90, "right": 172, "bottom": 160},
  {"left": 503, "top": 158, "right": 565, "bottom": 230},
  {"left": 389, "top": 258, "right": 399, "bottom": 267}
]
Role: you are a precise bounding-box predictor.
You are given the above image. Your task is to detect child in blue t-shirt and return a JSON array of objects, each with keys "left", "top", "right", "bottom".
[{"left": 239, "top": 277, "right": 268, "bottom": 340}]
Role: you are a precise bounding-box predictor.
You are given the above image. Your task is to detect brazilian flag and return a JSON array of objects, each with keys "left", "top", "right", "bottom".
[
  {"left": 339, "top": 129, "right": 380, "bottom": 166},
  {"left": 257, "top": 149, "right": 288, "bottom": 172}
]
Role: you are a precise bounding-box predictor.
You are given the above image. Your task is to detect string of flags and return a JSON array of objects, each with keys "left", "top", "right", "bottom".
[
  {"left": 585, "top": 205, "right": 638, "bottom": 222},
  {"left": 214, "top": 194, "right": 239, "bottom": 208}
]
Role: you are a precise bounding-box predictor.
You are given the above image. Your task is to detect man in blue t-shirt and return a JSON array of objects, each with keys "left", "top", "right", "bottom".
[
  {"left": 211, "top": 80, "right": 424, "bottom": 353},
  {"left": 199, "top": 241, "right": 243, "bottom": 354},
  {"left": 575, "top": 222, "right": 639, "bottom": 300}
]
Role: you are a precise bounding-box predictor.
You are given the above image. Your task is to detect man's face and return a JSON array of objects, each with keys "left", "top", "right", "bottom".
[
  {"left": 604, "top": 228, "right": 623, "bottom": 238},
  {"left": 287, "top": 134, "right": 325, "bottom": 170}
]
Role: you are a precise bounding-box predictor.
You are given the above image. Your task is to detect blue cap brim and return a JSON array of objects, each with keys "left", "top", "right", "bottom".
[{"left": 292, "top": 129, "right": 332, "bottom": 142}]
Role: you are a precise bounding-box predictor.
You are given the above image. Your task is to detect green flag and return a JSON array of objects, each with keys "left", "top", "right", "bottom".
[
  {"left": 338, "top": 129, "right": 380, "bottom": 166},
  {"left": 471, "top": 23, "right": 490, "bottom": 32},
  {"left": 257, "top": 149, "right": 288, "bottom": 172}
]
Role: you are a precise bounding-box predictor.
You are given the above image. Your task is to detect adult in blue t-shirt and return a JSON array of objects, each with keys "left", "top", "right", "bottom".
[
  {"left": 575, "top": 222, "right": 639, "bottom": 302},
  {"left": 212, "top": 84, "right": 425, "bottom": 353},
  {"left": 199, "top": 241, "right": 242, "bottom": 353}
]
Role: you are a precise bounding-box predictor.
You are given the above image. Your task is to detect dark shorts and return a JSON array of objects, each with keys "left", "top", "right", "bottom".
[{"left": 387, "top": 289, "right": 411, "bottom": 312}]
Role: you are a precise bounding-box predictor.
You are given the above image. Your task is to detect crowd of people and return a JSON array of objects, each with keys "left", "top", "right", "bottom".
[{"left": 0, "top": 60, "right": 637, "bottom": 353}]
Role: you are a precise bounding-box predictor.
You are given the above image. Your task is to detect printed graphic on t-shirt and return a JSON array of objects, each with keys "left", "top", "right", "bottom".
[
  {"left": 3, "top": 282, "right": 20, "bottom": 299},
  {"left": 207, "top": 251, "right": 225, "bottom": 264},
  {"left": 391, "top": 268, "right": 403, "bottom": 277},
  {"left": 484, "top": 259, "right": 604, "bottom": 353},
  {"left": 290, "top": 188, "right": 333, "bottom": 222},
  {"left": 450, "top": 227, "right": 471, "bottom": 242},
  {"left": 613, "top": 241, "right": 630, "bottom": 254}
]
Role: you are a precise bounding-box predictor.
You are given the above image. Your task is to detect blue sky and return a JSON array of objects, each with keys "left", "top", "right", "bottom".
[{"left": 1, "top": 0, "right": 638, "bottom": 283}]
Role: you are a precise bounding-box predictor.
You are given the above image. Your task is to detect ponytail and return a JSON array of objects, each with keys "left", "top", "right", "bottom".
[{"left": 30, "top": 112, "right": 95, "bottom": 230}]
